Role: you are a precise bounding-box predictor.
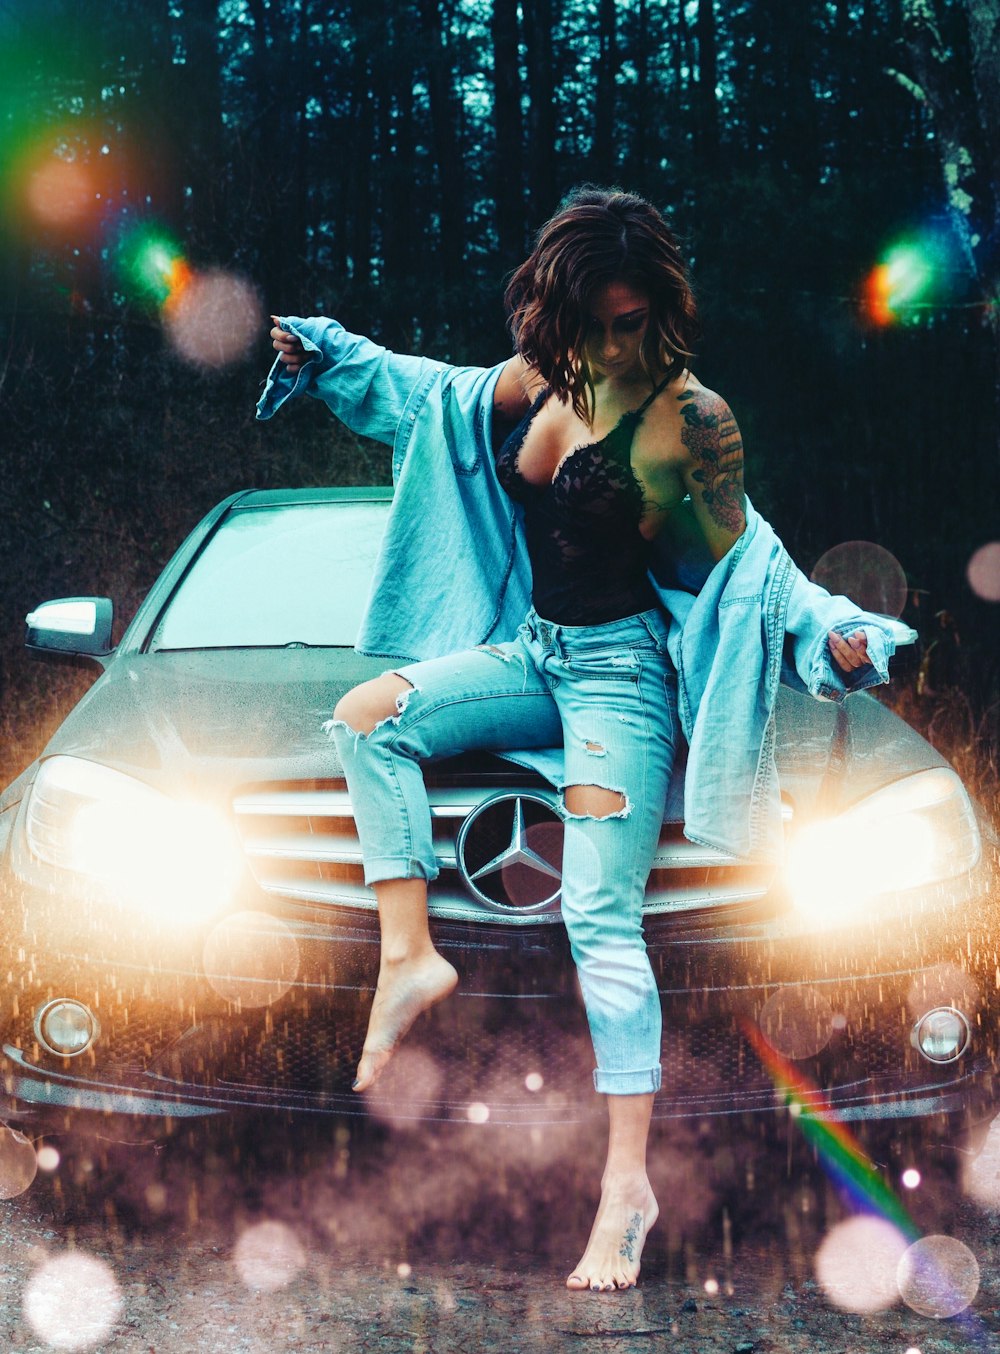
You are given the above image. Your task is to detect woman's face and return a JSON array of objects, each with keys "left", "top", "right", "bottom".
[{"left": 582, "top": 279, "right": 651, "bottom": 382}]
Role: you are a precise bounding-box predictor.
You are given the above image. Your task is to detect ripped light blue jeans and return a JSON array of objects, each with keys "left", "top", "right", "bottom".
[{"left": 329, "top": 607, "right": 679, "bottom": 1096}]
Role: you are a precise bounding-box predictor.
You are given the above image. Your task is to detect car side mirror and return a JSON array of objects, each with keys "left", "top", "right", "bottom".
[{"left": 25, "top": 597, "right": 114, "bottom": 659}]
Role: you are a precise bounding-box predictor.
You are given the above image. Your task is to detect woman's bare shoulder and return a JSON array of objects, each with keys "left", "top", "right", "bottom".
[{"left": 493, "top": 356, "right": 546, "bottom": 421}]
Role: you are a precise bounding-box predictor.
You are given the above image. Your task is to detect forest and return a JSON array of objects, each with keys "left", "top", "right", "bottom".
[{"left": 0, "top": 0, "right": 997, "bottom": 791}]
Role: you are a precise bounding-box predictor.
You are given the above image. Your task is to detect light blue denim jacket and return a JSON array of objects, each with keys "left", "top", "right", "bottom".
[{"left": 257, "top": 316, "right": 895, "bottom": 861}]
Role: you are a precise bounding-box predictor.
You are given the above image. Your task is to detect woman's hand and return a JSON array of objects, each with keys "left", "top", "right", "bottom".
[
  {"left": 827, "top": 629, "right": 871, "bottom": 673},
  {"left": 270, "top": 317, "right": 309, "bottom": 374}
]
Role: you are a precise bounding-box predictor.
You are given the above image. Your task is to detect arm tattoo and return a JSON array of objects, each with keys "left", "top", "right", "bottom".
[
  {"left": 619, "top": 1211, "right": 643, "bottom": 1262},
  {"left": 677, "top": 389, "right": 746, "bottom": 532}
]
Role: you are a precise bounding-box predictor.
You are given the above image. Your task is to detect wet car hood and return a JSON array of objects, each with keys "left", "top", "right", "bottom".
[
  {"left": 37, "top": 649, "right": 941, "bottom": 814},
  {"left": 41, "top": 649, "right": 393, "bottom": 794}
]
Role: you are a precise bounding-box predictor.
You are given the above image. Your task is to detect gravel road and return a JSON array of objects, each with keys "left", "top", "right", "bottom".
[{"left": 1, "top": 1108, "right": 999, "bottom": 1353}]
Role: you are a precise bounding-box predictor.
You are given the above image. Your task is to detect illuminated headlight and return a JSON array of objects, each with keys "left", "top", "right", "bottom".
[
  {"left": 786, "top": 767, "right": 980, "bottom": 923},
  {"left": 24, "top": 755, "right": 242, "bottom": 922}
]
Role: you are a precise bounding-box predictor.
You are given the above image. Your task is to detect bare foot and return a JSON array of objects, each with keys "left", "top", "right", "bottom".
[
  {"left": 566, "top": 1173, "right": 658, "bottom": 1292},
  {"left": 353, "top": 951, "right": 458, "bottom": 1092}
]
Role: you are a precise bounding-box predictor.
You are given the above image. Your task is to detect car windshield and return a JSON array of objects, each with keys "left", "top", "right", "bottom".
[{"left": 150, "top": 500, "right": 389, "bottom": 650}]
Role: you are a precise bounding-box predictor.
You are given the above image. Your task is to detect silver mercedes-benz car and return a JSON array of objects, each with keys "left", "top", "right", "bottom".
[{"left": 1, "top": 487, "right": 994, "bottom": 1159}]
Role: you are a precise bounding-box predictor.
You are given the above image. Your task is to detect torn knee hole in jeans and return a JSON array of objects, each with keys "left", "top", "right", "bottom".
[
  {"left": 322, "top": 676, "right": 416, "bottom": 748},
  {"left": 562, "top": 784, "right": 631, "bottom": 820},
  {"left": 583, "top": 738, "right": 607, "bottom": 756}
]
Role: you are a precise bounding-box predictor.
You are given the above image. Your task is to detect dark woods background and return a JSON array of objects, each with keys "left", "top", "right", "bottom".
[{"left": 1, "top": 0, "right": 998, "bottom": 791}]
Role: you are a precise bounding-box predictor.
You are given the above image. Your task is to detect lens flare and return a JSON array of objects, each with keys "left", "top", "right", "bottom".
[
  {"left": 864, "top": 241, "right": 935, "bottom": 326},
  {"left": 898, "top": 1235, "right": 980, "bottom": 1318},
  {"left": 24, "top": 1252, "right": 122, "bottom": 1351},
  {"left": 202, "top": 911, "right": 299, "bottom": 1008},
  {"left": 0, "top": 1123, "right": 38, "bottom": 1198},
  {"left": 233, "top": 1220, "right": 306, "bottom": 1292},
  {"left": 36, "top": 1144, "right": 60, "bottom": 1174},
  {"left": 27, "top": 157, "right": 94, "bottom": 227},
  {"left": 811, "top": 540, "right": 908, "bottom": 618},
  {"left": 164, "top": 268, "right": 262, "bottom": 368},
  {"left": 364, "top": 1047, "right": 444, "bottom": 1130},
  {"left": 115, "top": 223, "right": 190, "bottom": 307},
  {"left": 966, "top": 543, "right": 1000, "bottom": 602},
  {"left": 815, "top": 1215, "right": 910, "bottom": 1313},
  {"left": 758, "top": 985, "right": 834, "bottom": 1060}
]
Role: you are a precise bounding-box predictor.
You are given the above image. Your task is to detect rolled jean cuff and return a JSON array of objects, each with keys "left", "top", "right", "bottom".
[
  {"left": 592, "top": 1065, "right": 662, "bottom": 1096},
  {"left": 363, "top": 856, "right": 439, "bottom": 886}
]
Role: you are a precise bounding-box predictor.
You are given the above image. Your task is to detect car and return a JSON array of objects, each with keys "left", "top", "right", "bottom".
[{"left": 0, "top": 487, "right": 995, "bottom": 1166}]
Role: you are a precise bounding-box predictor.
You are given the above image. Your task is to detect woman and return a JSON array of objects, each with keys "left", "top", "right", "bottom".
[{"left": 263, "top": 187, "right": 887, "bottom": 1292}]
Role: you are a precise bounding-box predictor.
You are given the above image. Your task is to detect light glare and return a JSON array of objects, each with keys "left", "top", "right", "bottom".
[
  {"left": 233, "top": 1220, "right": 306, "bottom": 1291},
  {"left": 815, "top": 1215, "right": 908, "bottom": 1312},
  {"left": 24, "top": 1253, "right": 122, "bottom": 1350},
  {"left": 897, "top": 1235, "right": 980, "bottom": 1318}
]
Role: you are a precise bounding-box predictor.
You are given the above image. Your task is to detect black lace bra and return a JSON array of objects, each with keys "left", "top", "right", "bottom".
[{"left": 495, "top": 376, "right": 672, "bottom": 625}]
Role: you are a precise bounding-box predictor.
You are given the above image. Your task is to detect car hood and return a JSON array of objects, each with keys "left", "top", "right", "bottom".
[
  {"left": 41, "top": 649, "right": 392, "bottom": 794},
  {"left": 39, "top": 649, "right": 945, "bottom": 815}
]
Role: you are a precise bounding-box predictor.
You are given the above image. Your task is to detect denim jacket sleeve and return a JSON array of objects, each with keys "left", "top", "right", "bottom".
[
  {"left": 256, "top": 315, "right": 532, "bottom": 660},
  {"left": 255, "top": 316, "right": 444, "bottom": 450}
]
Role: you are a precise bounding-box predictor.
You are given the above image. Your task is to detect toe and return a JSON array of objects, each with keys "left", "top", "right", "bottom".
[{"left": 566, "top": 1272, "right": 589, "bottom": 1291}]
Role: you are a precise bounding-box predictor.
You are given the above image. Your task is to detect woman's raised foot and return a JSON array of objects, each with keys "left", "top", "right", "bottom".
[{"left": 353, "top": 951, "right": 458, "bottom": 1092}]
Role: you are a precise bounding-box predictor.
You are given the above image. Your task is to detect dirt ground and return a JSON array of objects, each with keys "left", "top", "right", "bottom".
[{"left": 1, "top": 1107, "right": 999, "bottom": 1354}]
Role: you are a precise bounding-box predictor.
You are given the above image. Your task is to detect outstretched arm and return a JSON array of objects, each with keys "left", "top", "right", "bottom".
[{"left": 270, "top": 317, "right": 310, "bottom": 374}]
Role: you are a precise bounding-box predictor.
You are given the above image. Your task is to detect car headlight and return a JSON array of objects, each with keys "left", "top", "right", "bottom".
[
  {"left": 24, "top": 755, "right": 242, "bottom": 922},
  {"left": 786, "top": 767, "right": 981, "bottom": 923}
]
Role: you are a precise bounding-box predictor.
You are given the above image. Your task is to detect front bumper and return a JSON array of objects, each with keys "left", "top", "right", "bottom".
[{"left": 2, "top": 845, "right": 997, "bottom": 1137}]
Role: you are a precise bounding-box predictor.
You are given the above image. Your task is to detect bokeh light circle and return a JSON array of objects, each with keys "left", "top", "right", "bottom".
[
  {"left": 36, "top": 1144, "right": 60, "bottom": 1174},
  {"left": 164, "top": 269, "right": 262, "bottom": 368},
  {"left": 233, "top": 1219, "right": 306, "bottom": 1292},
  {"left": 758, "top": 985, "right": 834, "bottom": 1060},
  {"left": 202, "top": 910, "right": 299, "bottom": 1007},
  {"left": 897, "top": 1235, "right": 980, "bottom": 1318},
  {"left": 27, "top": 160, "right": 93, "bottom": 227},
  {"left": 906, "top": 963, "right": 979, "bottom": 1025},
  {"left": 24, "top": 1252, "right": 122, "bottom": 1350},
  {"left": 364, "top": 1047, "right": 444, "bottom": 1130},
  {"left": 525, "top": 1071, "right": 544, "bottom": 1092},
  {"left": 466, "top": 1102, "right": 490, "bottom": 1124},
  {"left": 811, "top": 541, "right": 908, "bottom": 618},
  {"left": 815, "top": 1215, "right": 909, "bottom": 1312},
  {"left": 967, "top": 543, "right": 1000, "bottom": 602},
  {"left": 0, "top": 1123, "right": 38, "bottom": 1198}
]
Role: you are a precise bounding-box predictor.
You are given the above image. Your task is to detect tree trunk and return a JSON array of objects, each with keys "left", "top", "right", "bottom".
[
  {"left": 593, "top": 0, "right": 617, "bottom": 180},
  {"left": 491, "top": 0, "right": 524, "bottom": 265},
  {"left": 695, "top": 0, "right": 719, "bottom": 171},
  {"left": 523, "top": 0, "right": 556, "bottom": 222},
  {"left": 417, "top": 0, "right": 464, "bottom": 291}
]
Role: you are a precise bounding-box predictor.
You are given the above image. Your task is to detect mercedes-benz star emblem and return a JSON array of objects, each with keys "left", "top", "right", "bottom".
[{"left": 456, "top": 792, "right": 564, "bottom": 910}]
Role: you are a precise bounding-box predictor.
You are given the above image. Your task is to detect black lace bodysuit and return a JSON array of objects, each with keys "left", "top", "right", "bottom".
[{"left": 495, "top": 377, "right": 672, "bottom": 625}]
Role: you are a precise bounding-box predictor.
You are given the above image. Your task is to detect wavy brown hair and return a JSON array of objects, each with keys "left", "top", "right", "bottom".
[{"left": 504, "top": 186, "right": 700, "bottom": 423}]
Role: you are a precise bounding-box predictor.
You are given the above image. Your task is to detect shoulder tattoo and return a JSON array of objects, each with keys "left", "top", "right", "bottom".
[{"left": 677, "top": 389, "right": 746, "bottom": 532}]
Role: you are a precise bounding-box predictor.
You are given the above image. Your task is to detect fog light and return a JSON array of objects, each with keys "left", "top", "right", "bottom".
[
  {"left": 34, "top": 999, "right": 100, "bottom": 1057},
  {"left": 913, "top": 1006, "right": 970, "bottom": 1064}
]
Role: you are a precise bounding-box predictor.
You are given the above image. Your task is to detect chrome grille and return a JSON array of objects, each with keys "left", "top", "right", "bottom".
[{"left": 233, "top": 779, "right": 780, "bottom": 924}]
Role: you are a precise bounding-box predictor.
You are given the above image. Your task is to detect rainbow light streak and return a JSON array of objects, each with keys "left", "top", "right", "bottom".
[
  {"left": 742, "top": 1017, "right": 919, "bottom": 1239},
  {"left": 744, "top": 1017, "right": 991, "bottom": 1342}
]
